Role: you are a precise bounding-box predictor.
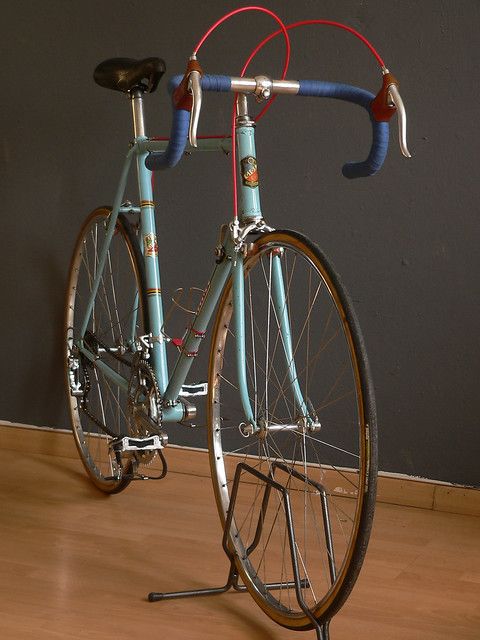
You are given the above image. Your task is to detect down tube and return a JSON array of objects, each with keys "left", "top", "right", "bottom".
[{"left": 162, "top": 257, "right": 232, "bottom": 407}]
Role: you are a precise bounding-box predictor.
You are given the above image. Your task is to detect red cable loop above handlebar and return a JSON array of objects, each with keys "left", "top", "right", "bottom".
[
  {"left": 194, "top": 6, "right": 292, "bottom": 74},
  {"left": 193, "top": 6, "right": 291, "bottom": 220},
  {"left": 192, "top": 9, "right": 387, "bottom": 219},
  {"left": 243, "top": 20, "right": 386, "bottom": 123}
]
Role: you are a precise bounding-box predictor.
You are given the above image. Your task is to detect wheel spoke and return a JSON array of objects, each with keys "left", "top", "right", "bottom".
[
  {"left": 66, "top": 210, "right": 146, "bottom": 493},
  {"left": 209, "top": 232, "right": 377, "bottom": 626}
]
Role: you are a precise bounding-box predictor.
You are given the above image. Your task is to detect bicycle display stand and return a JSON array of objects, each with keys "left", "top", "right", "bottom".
[{"left": 148, "top": 462, "right": 333, "bottom": 640}]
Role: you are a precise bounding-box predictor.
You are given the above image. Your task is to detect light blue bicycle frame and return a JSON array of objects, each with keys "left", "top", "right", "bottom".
[{"left": 76, "top": 92, "right": 308, "bottom": 430}]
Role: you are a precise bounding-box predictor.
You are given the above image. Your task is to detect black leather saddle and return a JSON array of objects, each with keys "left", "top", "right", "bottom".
[{"left": 93, "top": 57, "right": 166, "bottom": 93}]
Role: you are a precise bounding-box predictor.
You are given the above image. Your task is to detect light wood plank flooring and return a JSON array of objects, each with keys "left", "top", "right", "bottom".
[{"left": 1, "top": 448, "right": 479, "bottom": 640}]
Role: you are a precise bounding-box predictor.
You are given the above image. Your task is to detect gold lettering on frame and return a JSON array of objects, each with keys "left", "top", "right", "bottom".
[{"left": 143, "top": 233, "right": 158, "bottom": 257}]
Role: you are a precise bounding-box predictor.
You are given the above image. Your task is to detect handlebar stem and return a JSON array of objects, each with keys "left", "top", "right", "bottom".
[
  {"left": 236, "top": 94, "right": 253, "bottom": 123},
  {"left": 230, "top": 77, "right": 300, "bottom": 95}
]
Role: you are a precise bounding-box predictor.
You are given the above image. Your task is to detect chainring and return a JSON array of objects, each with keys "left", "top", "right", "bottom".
[{"left": 127, "top": 356, "right": 163, "bottom": 465}]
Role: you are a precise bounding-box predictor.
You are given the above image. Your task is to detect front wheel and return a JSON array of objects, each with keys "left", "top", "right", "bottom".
[{"left": 208, "top": 230, "right": 377, "bottom": 629}]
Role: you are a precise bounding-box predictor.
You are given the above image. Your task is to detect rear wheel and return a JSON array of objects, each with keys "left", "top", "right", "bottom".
[
  {"left": 208, "top": 230, "right": 377, "bottom": 628},
  {"left": 65, "top": 207, "right": 147, "bottom": 493}
]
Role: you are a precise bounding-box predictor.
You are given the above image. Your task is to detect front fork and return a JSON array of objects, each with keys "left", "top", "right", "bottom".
[
  {"left": 232, "top": 104, "right": 310, "bottom": 432},
  {"left": 232, "top": 241, "right": 310, "bottom": 433}
]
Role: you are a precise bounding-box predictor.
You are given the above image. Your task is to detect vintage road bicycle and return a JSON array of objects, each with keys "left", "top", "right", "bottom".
[{"left": 64, "top": 8, "right": 410, "bottom": 639}]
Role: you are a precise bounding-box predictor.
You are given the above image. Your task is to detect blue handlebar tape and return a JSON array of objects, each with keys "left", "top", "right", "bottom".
[
  {"left": 146, "top": 76, "right": 388, "bottom": 177},
  {"left": 298, "top": 80, "right": 389, "bottom": 178},
  {"left": 145, "top": 75, "right": 231, "bottom": 171}
]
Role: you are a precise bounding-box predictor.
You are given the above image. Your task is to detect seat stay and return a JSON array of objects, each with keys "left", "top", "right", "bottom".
[{"left": 79, "top": 148, "right": 135, "bottom": 340}]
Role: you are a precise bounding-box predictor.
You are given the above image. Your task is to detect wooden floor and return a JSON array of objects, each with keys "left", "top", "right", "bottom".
[{"left": 1, "top": 449, "right": 479, "bottom": 640}]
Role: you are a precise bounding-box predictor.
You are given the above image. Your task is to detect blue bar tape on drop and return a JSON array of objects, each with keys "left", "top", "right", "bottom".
[
  {"left": 146, "top": 75, "right": 232, "bottom": 171},
  {"left": 298, "top": 80, "right": 389, "bottom": 178},
  {"left": 145, "top": 108, "right": 189, "bottom": 171}
]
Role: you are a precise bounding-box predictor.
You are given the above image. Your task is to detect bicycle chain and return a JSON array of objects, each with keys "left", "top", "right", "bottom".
[
  {"left": 78, "top": 346, "right": 164, "bottom": 467},
  {"left": 79, "top": 330, "right": 138, "bottom": 437}
]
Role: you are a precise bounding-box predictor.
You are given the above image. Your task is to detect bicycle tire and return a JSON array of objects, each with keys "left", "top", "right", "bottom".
[
  {"left": 208, "top": 230, "right": 377, "bottom": 629},
  {"left": 65, "top": 207, "right": 148, "bottom": 493}
]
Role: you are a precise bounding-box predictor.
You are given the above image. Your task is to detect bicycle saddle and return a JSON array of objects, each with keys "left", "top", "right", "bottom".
[{"left": 93, "top": 57, "right": 166, "bottom": 93}]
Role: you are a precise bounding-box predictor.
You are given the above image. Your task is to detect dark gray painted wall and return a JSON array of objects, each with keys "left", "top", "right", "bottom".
[{"left": 1, "top": 1, "right": 478, "bottom": 486}]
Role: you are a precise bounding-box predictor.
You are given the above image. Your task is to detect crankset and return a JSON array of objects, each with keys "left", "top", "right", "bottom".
[{"left": 123, "top": 355, "right": 168, "bottom": 479}]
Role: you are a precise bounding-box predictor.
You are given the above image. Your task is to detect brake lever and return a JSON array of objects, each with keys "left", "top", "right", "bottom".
[
  {"left": 387, "top": 83, "right": 411, "bottom": 158},
  {"left": 371, "top": 69, "right": 412, "bottom": 159},
  {"left": 188, "top": 68, "right": 202, "bottom": 148},
  {"left": 172, "top": 56, "right": 203, "bottom": 148}
]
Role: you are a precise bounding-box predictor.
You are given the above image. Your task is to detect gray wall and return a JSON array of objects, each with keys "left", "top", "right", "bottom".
[{"left": 1, "top": 0, "right": 478, "bottom": 487}]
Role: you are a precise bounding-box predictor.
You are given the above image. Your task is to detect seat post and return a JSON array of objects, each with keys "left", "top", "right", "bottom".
[{"left": 130, "top": 88, "right": 146, "bottom": 138}]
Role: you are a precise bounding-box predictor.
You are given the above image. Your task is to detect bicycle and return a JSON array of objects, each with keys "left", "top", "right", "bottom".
[{"left": 64, "top": 7, "right": 410, "bottom": 639}]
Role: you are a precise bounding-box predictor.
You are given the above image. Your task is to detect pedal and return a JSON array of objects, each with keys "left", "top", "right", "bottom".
[
  {"left": 110, "top": 434, "right": 168, "bottom": 453},
  {"left": 179, "top": 381, "right": 208, "bottom": 397}
]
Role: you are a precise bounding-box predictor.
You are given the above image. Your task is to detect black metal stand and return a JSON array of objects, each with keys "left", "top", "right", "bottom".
[
  {"left": 148, "top": 560, "right": 246, "bottom": 601},
  {"left": 148, "top": 462, "right": 333, "bottom": 640}
]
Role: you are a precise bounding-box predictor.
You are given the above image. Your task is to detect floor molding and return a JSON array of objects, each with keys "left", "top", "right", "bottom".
[{"left": 1, "top": 422, "right": 478, "bottom": 516}]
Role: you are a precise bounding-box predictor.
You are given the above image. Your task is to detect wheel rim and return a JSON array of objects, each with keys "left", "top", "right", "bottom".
[
  {"left": 65, "top": 208, "right": 144, "bottom": 491},
  {"left": 208, "top": 232, "right": 375, "bottom": 627}
]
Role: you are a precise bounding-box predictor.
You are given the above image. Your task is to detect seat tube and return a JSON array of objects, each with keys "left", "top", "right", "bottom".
[
  {"left": 132, "top": 89, "right": 169, "bottom": 394},
  {"left": 137, "top": 168, "right": 169, "bottom": 394}
]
